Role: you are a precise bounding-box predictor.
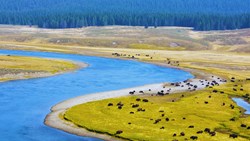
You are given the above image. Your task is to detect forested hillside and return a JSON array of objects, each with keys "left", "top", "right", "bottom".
[{"left": 0, "top": 0, "right": 250, "bottom": 30}]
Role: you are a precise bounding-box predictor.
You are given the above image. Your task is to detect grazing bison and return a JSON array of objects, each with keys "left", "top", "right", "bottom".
[
  {"left": 117, "top": 102, "right": 123, "bottom": 106},
  {"left": 229, "top": 134, "right": 238, "bottom": 138},
  {"left": 139, "top": 91, "right": 144, "bottom": 93},
  {"left": 204, "top": 101, "right": 209, "bottom": 104},
  {"left": 116, "top": 130, "right": 123, "bottom": 134},
  {"left": 241, "top": 124, "right": 247, "bottom": 128},
  {"left": 107, "top": 103, "right": 113, "bottom": 106},
  {"left": 154, "top": 119, "right": 161, "bottom": 124},
  {"left": 137, "top": 108, "right": 143, "bottom": 112},
  {"left": 130, "top": 112, "right": 134, "bottom": 114},
  {"left": 129, "top": 91, "right": 135, "bottom": 95},
  {"left": 204, "top": 128, "right": 211, "bottom": 133},
  {"left": 132, "top": 104, "right": 139, "bottom": 108},
  {"left": 230, "top": 117, "right": 236, "bottom": 121},
  {"left": 157, "top": 91, "right": 164, "bottom": 96},
  {"left": 196, "top": 131, "right": 203, "bottom": 134},
  {"left": 190, "top": 136, "right": 198, "bottom": 140},
  {"left": 165, "top": 118, "right": 170, "bottom": 121},
  {"left": 188, "top": 125, "right": 194, "bottom": 128},
  {"left": 213, "top": 90, "right": 218, "bottom": 93},
  {"left": 160, "top": 126, "right": 165, "bottom": 129},
  {"left": 136, "top": 98, "right": 141, "bottom": 101},
  {"left": 173, "top": 133, "right": 177, "bottom": 137},
  {"left": 118, "top": 105, "right": 122, "bottom": 109},
  {"left": 142, "top": 99, "right": 149, "bottom": 102},
  {"left": 209, "top": 131, "right": 216, "bottom": 136},
  {"left": 180, "top": 132, "right": 185, "bottom": 136}
]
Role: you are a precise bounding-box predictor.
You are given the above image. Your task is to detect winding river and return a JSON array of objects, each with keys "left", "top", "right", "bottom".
[{"left": 0, "top": 49, "right": 193, "bottom": 141}]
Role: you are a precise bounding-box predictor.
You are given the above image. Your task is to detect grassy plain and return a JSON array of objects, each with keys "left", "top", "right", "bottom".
[{"left": 64, "top": 61, "right": 250, "bottom": 141}]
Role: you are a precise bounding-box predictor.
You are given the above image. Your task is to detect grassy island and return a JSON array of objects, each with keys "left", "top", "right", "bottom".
[{"left": 0, "top": 55, "right": 79, "bottom": 82}]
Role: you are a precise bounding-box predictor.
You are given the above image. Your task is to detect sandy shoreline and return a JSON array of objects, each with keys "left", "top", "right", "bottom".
[{"left": 45, "top": 65, "right": 225, "bottom": 141}]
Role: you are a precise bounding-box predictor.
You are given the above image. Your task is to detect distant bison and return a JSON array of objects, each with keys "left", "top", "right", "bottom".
[
  {"left": 209, "top": 131, "right": 216, "bottom": 136},
  {"left": 116, "top": 130, "right": 123, "bottom": 134},
  {"left": 204, "top": 128, "right": 211, "bottom": 133},
  {"left": 190, "top": 136, "right": 198, "bottom": 140},
  {"left": 139, "top": 91, "right": 144, "bottom": 93},
  {"left": 107, "top": 103, "right": 113, "bottom": 106},
  {"left": 229, "top": 134, "right": 238, "bottom": 138},
  {"left": 180, "top": 132, "right": 185, "bottom": 136},
  {"left": 196, "top": 131, "right": 203, "bottom": 134},
  {"left": 132, "top": 104, "right": 139, "bottom": 108},
  {"left": 241, "top": 124, "right": 247, "bottom": 128}
]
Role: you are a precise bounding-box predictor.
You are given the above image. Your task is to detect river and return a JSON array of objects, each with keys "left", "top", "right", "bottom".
[{"left": 0, "top": 49, "right": 193, "bottom": 141}]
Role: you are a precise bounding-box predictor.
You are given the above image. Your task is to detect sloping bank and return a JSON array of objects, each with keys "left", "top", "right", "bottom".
[{"left": 45, "top": 64, "right": 225, "bottom": 141}]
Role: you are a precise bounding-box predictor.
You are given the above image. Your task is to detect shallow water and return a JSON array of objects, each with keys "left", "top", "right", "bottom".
[
  {"left": 0, "top": 49, "right": 193, "bottom": 141},
  {"left": 232, "top": 98, "right": 250, "bottom": 114}
]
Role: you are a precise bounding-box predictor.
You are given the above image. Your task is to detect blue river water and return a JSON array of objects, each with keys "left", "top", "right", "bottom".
[
  {"left": 232, "top": 98, "right": 250, "bottom": 114},
  {"left": 0, "top": 49, "right": 193, "bottom": 141}
]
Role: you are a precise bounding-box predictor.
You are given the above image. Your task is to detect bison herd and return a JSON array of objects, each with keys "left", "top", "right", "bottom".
[
  {"left": 111, "top": 52, "right": 180, "bottom": 66},
  {"left": 105, "top": 59, "right": 249, "bottom": 140},
  {"left": 107, "top": 96, "right": 247, "bottom": 140}
]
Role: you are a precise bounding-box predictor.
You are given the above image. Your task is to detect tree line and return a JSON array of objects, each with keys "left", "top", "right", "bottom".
[{"left": 0, "top": 0, "right": 250, "bottom": 31}]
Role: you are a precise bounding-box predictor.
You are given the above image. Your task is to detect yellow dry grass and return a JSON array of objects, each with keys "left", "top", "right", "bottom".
[{"left": 0, "top": 55, "right": 77, "bottom": 81}]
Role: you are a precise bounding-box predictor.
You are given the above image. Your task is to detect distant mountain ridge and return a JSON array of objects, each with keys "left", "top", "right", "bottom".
[{"left": 0, "top": 0, "right": 250, "bottom": 30}]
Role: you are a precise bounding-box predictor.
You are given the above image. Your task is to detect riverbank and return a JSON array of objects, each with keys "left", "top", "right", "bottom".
[
  {"left": 45, "top": 63, "right": 226, "bottom": 141},
  {"left": 45, "top": 51, "right": 250, "bottom": 140},
  {"left": 0, "top": 55, "right": 86, "bottom": 82}
]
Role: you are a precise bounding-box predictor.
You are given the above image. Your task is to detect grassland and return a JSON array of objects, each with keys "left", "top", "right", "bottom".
[
  {"left": 0, "top": 55, "right": 79, "bottom": 82},
  {"left": 0, "top": 25, "right": 250, "bottom": 140},
  {"left": 64, "top": 58, "right": 250, "bottom": 141},
  {"left": 63, "top": 49, "right": 250, "bottom": 140}
]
